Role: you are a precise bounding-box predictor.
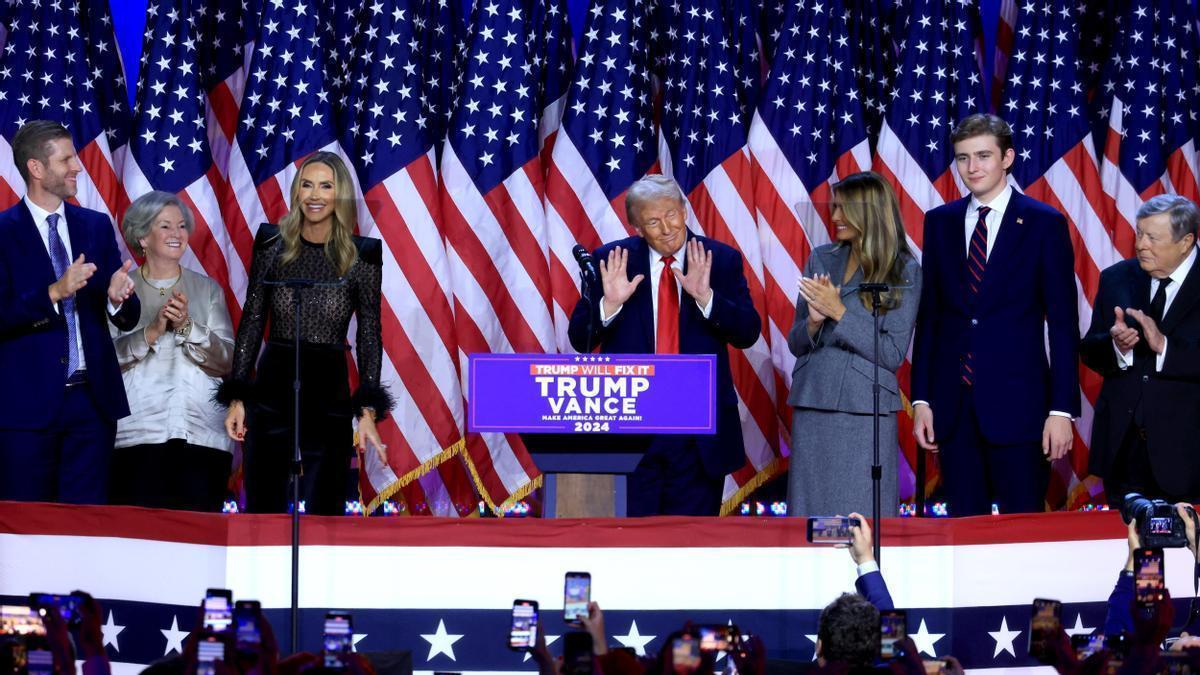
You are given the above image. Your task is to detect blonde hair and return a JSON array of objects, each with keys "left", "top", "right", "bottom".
[
  {"left": 831, "top": 172, "right": 913, "bottom": 310},
  {"left": 278, "top": 151, "right": 358, "bottom": 276}
]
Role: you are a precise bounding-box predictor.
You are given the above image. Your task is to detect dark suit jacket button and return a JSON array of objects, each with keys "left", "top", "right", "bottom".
[
  {"left": 1142, "top": 375, "right": 1149, "bottom": 382},
  {"left": 60, "top": 356, "right": 68, "bottom": 364},
  {"left": 971, "top": 319, "right": 978, "bottom": 326}
]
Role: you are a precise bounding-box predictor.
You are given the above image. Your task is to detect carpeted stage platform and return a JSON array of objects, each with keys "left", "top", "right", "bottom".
[{"left": 1, "top": 503, "right": 1195, "bottom": 674}]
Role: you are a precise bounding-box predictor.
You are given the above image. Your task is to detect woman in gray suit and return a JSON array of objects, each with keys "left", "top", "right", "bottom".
[{"left": 787, "top": 172, "right": 921, "bottom": 517}]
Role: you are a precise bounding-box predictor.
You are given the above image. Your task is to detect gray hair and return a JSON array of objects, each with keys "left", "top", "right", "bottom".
[
  {"left": 121, "top": 190, "right": 195, "bottom": 257},
  {"left": 624, "top": 174, "right": 686, "bottom": 224},
  {"left": 1136, "top": 194, "right": 1200, "bottom": 243}
]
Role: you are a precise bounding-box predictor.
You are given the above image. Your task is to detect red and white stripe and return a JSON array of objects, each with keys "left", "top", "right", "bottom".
[
  {"left": 991, "top": 0, "right": 1017, "bottom": 112},
  {"left": 439, "top": 145, "right": 552, "bottom": 512}
]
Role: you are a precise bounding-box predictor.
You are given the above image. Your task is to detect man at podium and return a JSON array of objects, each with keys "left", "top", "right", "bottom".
[{"left": 567, "top": 175, "right": 761, "bottom": 516}]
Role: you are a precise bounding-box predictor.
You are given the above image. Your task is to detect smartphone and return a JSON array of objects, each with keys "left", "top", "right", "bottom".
[
  {"left": 0, "top": 606, "right": 46, "bottom": 637},
  {"left": 233, "top": 601, "right": 261, "bottom": 654},
  {"left": 806, "top": 517, "right": 859, "bottom": 544},
  {"left": 696, "top": 624, "right": 733, "bottom": 652},
  {"left": 508, "top": 600, "right": 538, "bottom": 651},
  {"left": 29, "top": 594, "right": 83, "bottom": 628},
  {"left": 562, "top": 631, "right": 593, "bottom": 675},
  {"left": 1071, "top": 633, "right": 1105, "bottom": 658},
  {"left": 203, "top": 589, "right": 233, "bottom": 632},
  {"left": 1133, "top": 547, "right": 1165, "bottom": 607},
  {"left": 196, "top": 632, "right": 226, "bottom": 675},
  {"left": 564, "top": 572, "right": 591, "bottom": 626},
  {"left": 1029, "top": 598, "right": 1062, "bottom": 663},
  {"left": 671, "top": 635, "right": 701, "bottom": 673},
  {"left": 880, "top": 610, "right": 906, "bottom": 659},
  {"left": 323, "top": 611, "right": 353, "bottom": 669}
]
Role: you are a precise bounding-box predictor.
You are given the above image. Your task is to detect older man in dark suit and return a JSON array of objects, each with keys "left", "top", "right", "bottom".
[
  {"left": 0, "top": 120, "right": 139, "bottom": 504},
  {"left": 1081, "top": 194, "right": 1200, "bottom": 505},
  {"left": 567, "top": 175, "right": 761, "bottom": 516}
]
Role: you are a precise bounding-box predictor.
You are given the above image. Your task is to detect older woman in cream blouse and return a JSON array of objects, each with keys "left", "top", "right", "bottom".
[{"left": 109, "top": 191, "right": 235, "bottom": 511}]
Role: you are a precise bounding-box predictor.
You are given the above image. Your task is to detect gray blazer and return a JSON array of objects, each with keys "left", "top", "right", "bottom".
[{"left": 787, "top": 243, "right": 922, "bottom": 414}]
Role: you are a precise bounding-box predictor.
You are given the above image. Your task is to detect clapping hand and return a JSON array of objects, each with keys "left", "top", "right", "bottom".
[
  {"left": 1110, "top": 307, "right": 1139, "bottom": 353},
  {"left": 49, "top": 254, "right": 97, "bottom": 302},
  {"left": 163, "top": 289, "right": 190, "bottom": 330},
  {"left": 799, "top": 273, "right": 846, "bottom": 322},
  {"left": 108, "top": 259, "right": 135, "bottom": 305},
  {"left": 1125, "top": 308, "right": 1166, "bottom": 354}
]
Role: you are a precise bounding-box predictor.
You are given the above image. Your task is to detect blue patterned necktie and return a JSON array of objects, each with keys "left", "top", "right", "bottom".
[{"left": 46, "top": 213, "right": 79, "bottom": 377}]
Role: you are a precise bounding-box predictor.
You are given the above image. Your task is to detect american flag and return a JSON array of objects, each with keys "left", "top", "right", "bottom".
[
  {"left": 122, "top": 0, "right": 243, "bottom": 321},
  {"left": 746, "top": 0, "right": 872, "bottom": 481},
  {"left": 998, "top": 0, "right": 1123, "bottom": 508},
  {"left": 871, "top": 0, "right": 986, "bottom": 499},
  {"left": 337, "top": 0, "right": 477, "bottom": 517},
  {"left": 0, "top": 0, "right": 125, "bottom": 237},
  {"left": 543, "top": 0, "right": 659, "bottom": 352},
  {"left": 415, "top": 0, "right": 466, "bottom": 155},
  {"left": 847, "top": 0, "right": 897, "bottom": 150},
  {"left": 79, "top": 0, "right": 129, "bottom": 182},
  {"left": 1095, "top": 0, "right": 1200, "bottom": 235},
  {"left": 531, "top": 0, "right": 573, "bottom": 161},
  {"left": 991, "top": 0, "right": 1016, "bottom": 111},
  {"left": 440, "top": 0, "right": 567, "bottom": 512},
  {"left": 655, "top": 0, "right": 782, "bottom": 511}
]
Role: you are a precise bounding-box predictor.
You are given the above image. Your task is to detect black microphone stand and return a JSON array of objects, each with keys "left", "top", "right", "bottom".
[
  {"left": 858, "top": 282, "right": 890, "bottom": 565},
  {"left": 581, "top": 266, "right": 597, "bottom": 353},
  {"left": 260, "top": 275, "right": 347, "bottom": 654}
]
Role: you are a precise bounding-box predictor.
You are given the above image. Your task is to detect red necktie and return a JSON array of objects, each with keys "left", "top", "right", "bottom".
[{"left": 657, "top": 255, "right": 679, "bottom": 354}]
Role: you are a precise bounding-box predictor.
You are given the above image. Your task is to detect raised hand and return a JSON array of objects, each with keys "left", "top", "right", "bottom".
[
  {"left": 108, "top": 258, "right": 135, "bottom": 305},
  {"left": 1110, "top": 306, "right": 1140, "bottom": 353},
  {"left": 1126, "top": 307, "right": 1165, "bottom": 354},
  {"left": 49, "top": 253, "right": 97, "bottom": 302},
  {"left": 674, "top": 239, "right": 713, "bottom": 306},
  {"left": 600, "top": 246, "right": 644, "bottom": 317}
]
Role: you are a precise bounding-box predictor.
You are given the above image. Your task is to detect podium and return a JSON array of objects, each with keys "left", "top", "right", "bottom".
[{"left": 468, "top": 353, "right": 717, "bottom": 517}]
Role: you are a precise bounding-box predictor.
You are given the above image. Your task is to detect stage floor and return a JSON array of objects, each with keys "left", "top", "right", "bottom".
[{"left": 0, "top": 503, "right": 1192, "bottom": 674}]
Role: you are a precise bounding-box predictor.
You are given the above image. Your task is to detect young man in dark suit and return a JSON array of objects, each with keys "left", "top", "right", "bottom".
[
  {"left": 567, "top": 175, "right": 761, "bottom": 516},
  {"left": 1081, "top": 195, "right": 1200, "bottom": 505},
  {"left": 0, "top": 120, "right": 139, "bottom": 503},
  {"left": 911, "top": 114, "right": 1080, "bottom": 516}
]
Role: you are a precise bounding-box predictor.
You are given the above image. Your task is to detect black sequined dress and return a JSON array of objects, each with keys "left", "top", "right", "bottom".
[{"left": 217, "top": 224, "right": 392, "bottom": 515}]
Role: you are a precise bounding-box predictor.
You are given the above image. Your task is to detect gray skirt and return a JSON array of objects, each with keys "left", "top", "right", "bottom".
[{"left": 788, "top": 407, "right": 899, "bottom": 518}]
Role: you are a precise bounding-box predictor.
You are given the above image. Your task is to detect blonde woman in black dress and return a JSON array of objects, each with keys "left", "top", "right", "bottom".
[{"left": 218, "top": 152, "right": 392, "bottom": 515}]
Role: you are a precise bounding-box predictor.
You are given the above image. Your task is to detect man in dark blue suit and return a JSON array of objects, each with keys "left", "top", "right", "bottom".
[
  {"left": 0, "top": 121, "right": 139, "bottom": 504},
  {"left": 911, "top": 114, "right": 1080, "bottom": 516},
  {"left": 567, "top": 175, "right": 761, "bottom": 516}
]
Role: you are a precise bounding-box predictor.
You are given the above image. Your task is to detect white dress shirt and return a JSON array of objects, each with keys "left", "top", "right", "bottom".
[
  {"left": 25, "top": 197, "right": 90, "bottom": 370},
  {"left": 1115, "top": 245, "right": 1197, "bottom": 372},
  {"left": 600, "top": 242, "right": 713, "bottom": 349},
  {"left": 964, "top": 184, "right": 1014, "bottom": 259}
]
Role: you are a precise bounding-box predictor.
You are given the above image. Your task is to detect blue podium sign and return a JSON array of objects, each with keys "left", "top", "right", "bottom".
[{"left": 468, "top": 353, "right": 716, "bottom": 434}]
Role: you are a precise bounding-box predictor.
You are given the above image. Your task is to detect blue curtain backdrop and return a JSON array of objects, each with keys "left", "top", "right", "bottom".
[{"left": 111, "top": 0, "right": 1006, "bottom": 108}]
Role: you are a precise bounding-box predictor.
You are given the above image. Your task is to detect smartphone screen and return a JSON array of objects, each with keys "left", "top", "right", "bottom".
[
  {"left": 508, "top": 600, "right": 538, "bottom": 650},
  {"left": 323, "top": 612, "right": 353, "bottom": 669},
  {"left": 26, "top": 650, "right": 53, "bottom": 675},
  {"left": 1029, "top": 598, "right": 1062, "bottom": 662},
  {"left": 233, "top": 601, "right": 261, "bottom": 653},
  {"left": 806, "top": 517, "right": 857, "bottom": 544},
  {"left": 29, "top": 594, "right": 83, "bottom": 627},
  {"left": 1134, "top": 547, "right": 1165, "bottom": 606},
  {"left": 0, "top": 605, "right": 46, "bottom": 636},
  {"left": 880, "top": 610, "right": 906, "bottom": 658},
  {"left": 564, "top": 572, "right": 591, "bottom": 625},
  {"left": 197, "top": 634, "right": 225, "bottom": 675},
  {"left": 203, "top": 589, "right": 233, "bottom": 632},
  {"left": 1071, "top": 633, "right": 1106, "bottom": 659},
  {"left": 671, "top": 635, "right": 701, "bottom": 673},
  {"left": 697, "top": 625, "right": 730, "bottom": 652}
]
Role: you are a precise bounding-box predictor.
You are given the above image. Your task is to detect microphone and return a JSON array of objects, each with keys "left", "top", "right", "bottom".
[{"left": 572, "top": 244, "right": 598, "bottom": 280}]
